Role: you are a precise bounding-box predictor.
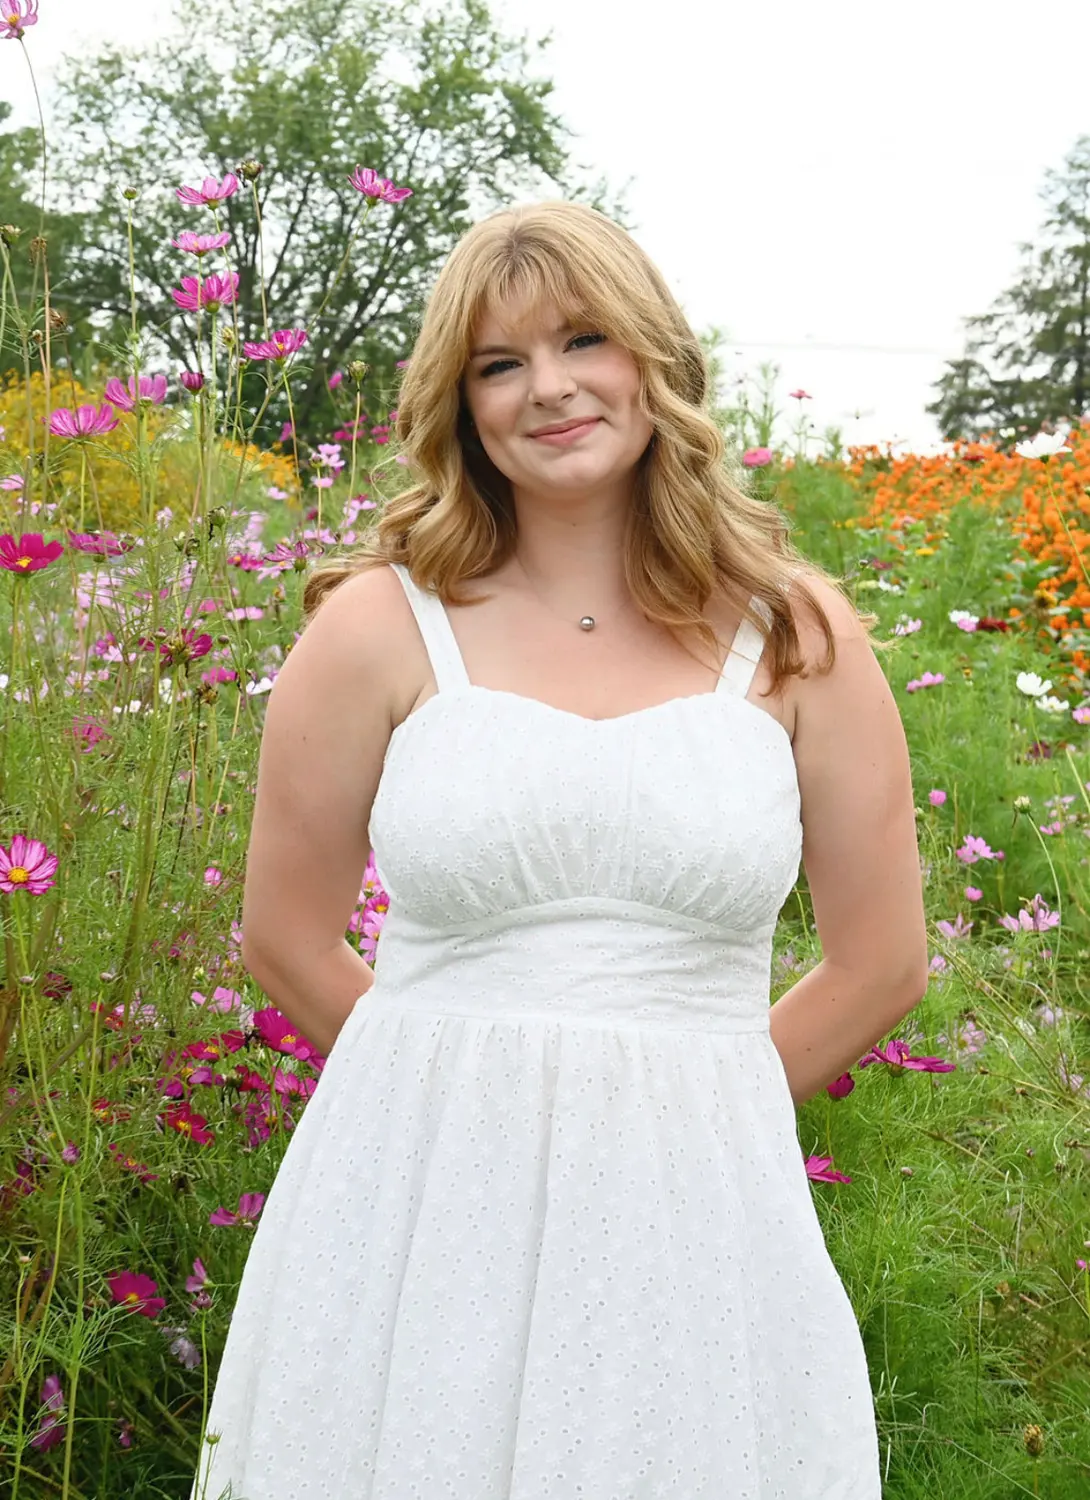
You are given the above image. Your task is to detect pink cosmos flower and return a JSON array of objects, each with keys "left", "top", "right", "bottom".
[
  {"left": 242, "top": 328, "right": 308, "bottom": 361},
  {"left": 0, "top": 834, "right": 59, "bottom": 894},
  {"left": 0, "top": 532, "right": 64, "bottom": 572},
  {"left": 1, "top": 474, "right": 24, "bottom": 489},
  {"left": 179, "top": 370, "right": 205, "bottom": 393},
  {"left": 170, "top": 272, "right": 239, "bottom": 312},
  {"left": 49, "top": 404, "right": 120, "bottom": 439},
  {"left": 209, "top": 1191, "right": 266, "bottom": 1227},
  {"left": 107, "top": 1271, "right": 166, "bottom": 1318},
  {"left": 29, "top": 1374, "right": 65, "bottom": 1454},
  {"left": 1, "top": 0, "right": 38, "bottom": 41},
  {"left": 65, "top": 529, "right": 133, "bottom": 556},
  {"left": 171, "top": 230, "right": 231, "bottom": 255},
  {"left": 328, "top": 369, "right": 343, "bottom": 389},
  {"left": 104, "top": 374, "right": 168, "bottom": 411},
  {"left": 175, "top": 173, "right": 239, "bottom": 207},
  {"left": 347, "top": 166, "right": 413, "bottom": 205},
  {"left": 71, "top": 714, "right": 109, "bottom": 752}
]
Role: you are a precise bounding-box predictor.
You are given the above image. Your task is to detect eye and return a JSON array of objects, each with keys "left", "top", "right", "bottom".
[{"left": 479, "top": 331, "right": 607, "bottom": 378}]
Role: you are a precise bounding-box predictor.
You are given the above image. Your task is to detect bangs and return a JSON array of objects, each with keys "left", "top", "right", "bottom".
[{"left": 464, "top": 251, "right": 610, "bottom": 353}]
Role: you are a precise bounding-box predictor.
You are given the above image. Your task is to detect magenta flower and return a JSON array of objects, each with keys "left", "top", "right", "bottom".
[
  {"left": 71, "top": 713, "right": 109, "bottom": 752},
  {"left": 170, "top": 272, "right": 239, "bottom": 312},
  {"left": 0, "top": 532, "right": 64, "bottom": 572},
  {"left": 104, "top": 374, "right": 168, "bottom": 411},
  {"left": 804, "top": 1155, "right": 853, "bottom": 1184},
  {"left": 179, "top": 370, "right": 205, "bottom": 393},
  {"left": 136, "top": 627, "right": 214, "bottom": 665},
  {"left": 29, "top": 1374, "right": 66, "bottom": 1454},
  {"left": 0, "top": 834, "right": 59, "bottom": 894},
  {"left": 348, "top": 166, "right": 413, "bottom": 205},
  {"left": 1, "top": 474, "right": 23, "bottom": 490},
  {"left": 209, "top": 1191, "right": 266, "bottom": 1227},
  {"left": 48, "top": 404, "right": 119, "bottom": 439},
  {"left": 65, "top": 529, "right": 133, "bottom": 556},
  {"left": 175, "top": 173, "right": 239, "bottom": 207},
  {"left": 1, "top": 0, "right": 38, "bottom": 41},
  {"left": 107, "top": 1271, "right": 166, "bottom": 1319},
  {"left": 170, "top": 230, "right": 231, "bottom": 255},
  {"left": 242, "top": 328, "right": 308, "bottom": 361}
]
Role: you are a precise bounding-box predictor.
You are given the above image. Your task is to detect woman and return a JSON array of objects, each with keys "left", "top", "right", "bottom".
[{"left": 191, "top": 199, "right": 928, "bottom": 1499}]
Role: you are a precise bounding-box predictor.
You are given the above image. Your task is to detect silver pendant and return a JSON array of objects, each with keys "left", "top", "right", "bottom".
[{"left": 579, "top": 616, "right": 596, "bottom": 631}]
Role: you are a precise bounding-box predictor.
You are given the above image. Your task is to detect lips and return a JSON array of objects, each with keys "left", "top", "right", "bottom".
[{"left": 528, "top": 418, "right": 600, "bottom": 438}]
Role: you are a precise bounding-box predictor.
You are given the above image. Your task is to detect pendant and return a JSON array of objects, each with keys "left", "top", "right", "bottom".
[{"left": 579, "top": 616, "right": 596, "bottom": 631}]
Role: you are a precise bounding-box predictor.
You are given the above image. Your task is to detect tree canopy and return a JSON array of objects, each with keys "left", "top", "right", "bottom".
[
  {"left": 42, "top": 0, "right": 631, "bottom": 442},
  {"left": 928, "top": 135, "right": 1090, "bottom": 449}
]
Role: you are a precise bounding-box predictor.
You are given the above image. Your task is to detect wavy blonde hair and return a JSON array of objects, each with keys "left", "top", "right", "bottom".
[{"left": 303, "top": 198, "right": 887, "bottom": 691}]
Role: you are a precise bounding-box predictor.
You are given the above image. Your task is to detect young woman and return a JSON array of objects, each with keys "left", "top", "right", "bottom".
[{"left": 191, "top": 198, "right": 928, "bottom": 1499}]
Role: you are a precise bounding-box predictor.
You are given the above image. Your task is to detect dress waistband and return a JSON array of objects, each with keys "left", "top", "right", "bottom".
[{"left": 366, "top": 899, "right": 775, "bottom": 1036}]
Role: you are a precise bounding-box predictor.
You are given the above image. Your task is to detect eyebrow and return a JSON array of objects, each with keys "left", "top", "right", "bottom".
[{"left": 469, "top": 321, "right": 576, "bottom": 359}]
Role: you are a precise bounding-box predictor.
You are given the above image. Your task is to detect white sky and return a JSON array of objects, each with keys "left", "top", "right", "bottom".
[{"left": 4, "top": 0, "right": 1090, "bottom": 456}]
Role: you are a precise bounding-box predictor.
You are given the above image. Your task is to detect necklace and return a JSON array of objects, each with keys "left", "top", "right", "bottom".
[{"left": 514, "top": 555, "right": 600, "bottom": 631}]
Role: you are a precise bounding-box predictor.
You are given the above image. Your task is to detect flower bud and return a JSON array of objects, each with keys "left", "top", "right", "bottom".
[
  {"left": 208, "top": 506, "right": 227, "bottom": 530},
  {"left": 172, "top": 531, "right": 190, "bottom": 552},
  {"left": 238, "top": 160, "right": 263, "bottom": 182},
  {"left": 29, "top": 235, "right": 48, "bottom": 264},
  {"left": 1023, "top": 1425, "right": 1044, "bottom": 1459},
  {"left": 347, "top": 359, "right": 368, "bottom": 384},
  {"left": 179, "top": 370, "right": 205, "bottom": 394},
  {"left": 122, "top": 187, "right": 140, "bottom": 201},
  {"left": 220, "top": 327, "right": 236, "bottom": 350},
  {"left": 0, "top": 224, "right": 21, "bottom": 246}
]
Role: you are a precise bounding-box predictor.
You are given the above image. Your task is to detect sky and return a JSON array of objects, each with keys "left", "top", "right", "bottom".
[{"left": 4, "top": 0, "right": 1090, "bottom": 458}]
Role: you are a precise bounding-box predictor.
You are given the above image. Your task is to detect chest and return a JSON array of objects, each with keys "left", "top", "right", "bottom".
[{"left": 397, "top": 579, "right": 794, "bottom": 734}]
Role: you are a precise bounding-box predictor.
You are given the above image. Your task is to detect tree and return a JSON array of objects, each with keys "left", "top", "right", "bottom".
[
  {"left": 927, "top": 134, "right": 1090, "bottom": 450},
  {"left": 0, "top": 101, "right": 99, "bottom": 381},
  {"left": 45, "top": 0, "right": 631, "bottom": 445}
]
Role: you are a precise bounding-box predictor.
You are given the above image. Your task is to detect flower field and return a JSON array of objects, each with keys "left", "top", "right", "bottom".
[{"left": 3, "top": 2, "right": 1090, "bottom": 1496}]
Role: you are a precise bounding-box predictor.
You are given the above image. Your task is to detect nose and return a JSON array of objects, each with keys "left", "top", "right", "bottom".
[{"left": 526, "top": 350, "right": 578, "bottom": 409}]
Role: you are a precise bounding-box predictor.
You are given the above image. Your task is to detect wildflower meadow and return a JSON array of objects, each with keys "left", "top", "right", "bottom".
[{"left": 2, "top": 3, "right": 1090, "bottom": 1497}]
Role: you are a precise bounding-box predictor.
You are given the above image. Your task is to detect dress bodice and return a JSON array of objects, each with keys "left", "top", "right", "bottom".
[{"left": 366, "top": 563, "right": 804, "bottom": 1034}]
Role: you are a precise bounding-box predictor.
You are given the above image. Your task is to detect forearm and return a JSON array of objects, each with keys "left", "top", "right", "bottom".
[
  {"left": 768, "top": 957, "right": 925, "bottom": 1109},
  {"left": 241, "top": 937, "right": 376, "bottom": 1060}
]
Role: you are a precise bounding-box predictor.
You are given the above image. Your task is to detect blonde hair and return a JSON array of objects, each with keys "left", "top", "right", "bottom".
[{"left": 303, "top": 198, "right": 888, "bottom": 691}]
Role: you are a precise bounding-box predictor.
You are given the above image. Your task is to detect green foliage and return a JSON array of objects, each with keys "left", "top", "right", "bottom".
[
  {"left": 44, "top": 0, "right": 631, "bottom": 449},
  {"left": 927, "top": 133, "right": 1090, "bottom": 450}
]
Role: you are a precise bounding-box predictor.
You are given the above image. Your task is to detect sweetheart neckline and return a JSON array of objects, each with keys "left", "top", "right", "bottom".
[{"left": 387, "top": 683, "right": 797, "bottom": 765}]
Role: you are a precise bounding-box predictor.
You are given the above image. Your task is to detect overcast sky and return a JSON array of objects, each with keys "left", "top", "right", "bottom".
[{"left": 5, "top": 0, "right": 1090, "bottom": 456}]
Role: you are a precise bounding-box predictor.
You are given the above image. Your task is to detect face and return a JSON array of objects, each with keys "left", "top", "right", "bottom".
[{"left": 461, "top": 297, "right": 654, "bottom": 501}]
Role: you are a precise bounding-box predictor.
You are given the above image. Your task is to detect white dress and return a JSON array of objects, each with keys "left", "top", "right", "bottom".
[{"left": 190, "top": 561, "right": 883, "bottom": 1500}]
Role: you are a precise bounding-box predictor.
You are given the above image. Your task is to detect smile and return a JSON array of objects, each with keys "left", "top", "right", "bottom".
[{"left": 528, "top": 419, "right": 601, "bottom": 446}]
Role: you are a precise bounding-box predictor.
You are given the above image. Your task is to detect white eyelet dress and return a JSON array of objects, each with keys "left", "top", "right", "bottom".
[{"left": 190, "top": 561, "right": 883, "bottom": 1500}]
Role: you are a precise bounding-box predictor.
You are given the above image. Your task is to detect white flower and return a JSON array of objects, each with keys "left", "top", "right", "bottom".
[
  {"left": 949, "top": 609, "right": 978, "bottom": 630},
  {"left": 1017, "top": 671, "right": 1053, "bottom": 698},
  {"left": 1014, "top": 430, "right": 1071, "bottom": 460},
  {"left": 245, "top": 676, "right": 275, "bottom": 696},
  {"left": 1035, "top": 695, "right": 1070, "bottom": 715}
]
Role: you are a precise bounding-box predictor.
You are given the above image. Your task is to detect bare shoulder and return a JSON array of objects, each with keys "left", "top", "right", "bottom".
[
  {"left": 305, "top": 560, "right": 416, "bottom": 702},
  {"left": 786, "top": 572, "right": 868, "bottom": 669}
]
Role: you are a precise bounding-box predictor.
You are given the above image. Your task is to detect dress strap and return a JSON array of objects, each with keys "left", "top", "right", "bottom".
[
  {"left": 716, "top": 596, "right": 773, "bottom": 699},
  {"left": 387, "top": 563, "right": 471, "bottom": 693}
]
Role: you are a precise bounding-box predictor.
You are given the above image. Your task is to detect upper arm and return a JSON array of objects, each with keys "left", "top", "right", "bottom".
[
  {"left": 240, "top": 564, "right": 400, "bottom": 969},
  {"left": 790, "top": 577, "right": 930, "bottom": 994}
]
